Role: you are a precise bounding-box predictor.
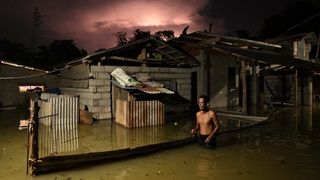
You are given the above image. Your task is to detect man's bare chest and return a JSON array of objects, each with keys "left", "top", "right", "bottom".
[{"left": 198, "top": 113, "right": 212, "bottom": 124}]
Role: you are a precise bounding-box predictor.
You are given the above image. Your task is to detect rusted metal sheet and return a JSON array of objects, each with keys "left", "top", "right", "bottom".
[
  {"left": 116, "top": 100, "right": 165, "bottom": 128},
  {"left": 138, "top": 86, "right": 174, "bottom": 94}
]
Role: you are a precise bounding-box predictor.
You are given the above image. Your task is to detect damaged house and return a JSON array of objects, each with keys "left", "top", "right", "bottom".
[
  {"left": 171, "top": 31, "right": 320, "bottom": 113},
  {"left": 58, "top": 38, "right": 199, "bottom": 122}
]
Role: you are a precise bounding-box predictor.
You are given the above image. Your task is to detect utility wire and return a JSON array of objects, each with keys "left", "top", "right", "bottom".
[
  {"left": 0, "top": 66, "right": 65, "bottom": 80},
  {"left": 0, "top": 56, "right": 90, "bottom": 80},
  {"left": 278, "top": 11, "right": 320, "bottom": 37}
]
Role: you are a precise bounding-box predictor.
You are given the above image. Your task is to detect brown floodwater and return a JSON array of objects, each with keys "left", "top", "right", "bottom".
[{"left": 1, "top": 105, "right": 320, "bottom": 180}]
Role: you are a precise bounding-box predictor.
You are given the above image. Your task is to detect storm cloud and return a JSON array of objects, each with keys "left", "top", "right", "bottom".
[{"left": 1, "top": 0, "right": 298, "bottom": 52}]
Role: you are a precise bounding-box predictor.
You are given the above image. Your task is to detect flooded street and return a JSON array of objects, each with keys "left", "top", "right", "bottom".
[{"left": 1, "top": 106, "right": 320, "bottom": 180}]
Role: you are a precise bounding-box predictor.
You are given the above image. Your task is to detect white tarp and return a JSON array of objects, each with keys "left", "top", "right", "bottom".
[{"left": 111, "top": 68, "right": 141, "bottom": 87}]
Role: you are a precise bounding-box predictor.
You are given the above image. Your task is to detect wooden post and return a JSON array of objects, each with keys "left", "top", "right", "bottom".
[
  {"left": 197, "top": 50, "right": 208, "bottom": 97},
  {"left": 241, "top": 60, "right": 247, "bottom": 113},
  {"left": 251, "top": 64, "right": 258, "bottom": 105},
  {"left": 293, "top": 69, "right": 298, "bottom": 106},
  {"left": 27, "top": 100, "right": 40, "bottom": 175},
  {"left": 307, "top": 75, "right": 313, "bottom": 106}
]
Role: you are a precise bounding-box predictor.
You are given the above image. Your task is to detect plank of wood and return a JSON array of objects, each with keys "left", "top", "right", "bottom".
[{"left": 217, "top": 112, "right": 269, "bottom": 122}]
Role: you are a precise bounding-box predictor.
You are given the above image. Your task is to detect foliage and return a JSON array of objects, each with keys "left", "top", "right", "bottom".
[
  {"left": 36, "top": 40, "right": 87, "bottom": 69},
  {"left": 259, "top": 0, "right": 320, "bottom": 39},
  {"left": 115, "top": 31, "right": 128, "bottom": 46},
  {"left": 0, "top": 39, "right": 32, "bottom": 65},
  {"left": 114, "top": 29, "right": 175, "bottom": 46},
  {"left": 128, "top": 29, "right": 151, "bottom": 43},
  {"left": 0, "top": 39, "right": 87, "bottom": 70},
  {"left": 154, "top": 30, "right": 175, "bottom": 41}
]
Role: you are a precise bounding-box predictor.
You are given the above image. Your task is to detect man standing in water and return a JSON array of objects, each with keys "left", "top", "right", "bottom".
[{"left": 191, "top": 95, "right": 220, "bottom": 149}]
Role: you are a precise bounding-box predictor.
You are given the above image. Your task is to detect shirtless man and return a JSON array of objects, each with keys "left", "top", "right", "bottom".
[{"left": 191, "top": 95, "right": 220, "bottom": 149}]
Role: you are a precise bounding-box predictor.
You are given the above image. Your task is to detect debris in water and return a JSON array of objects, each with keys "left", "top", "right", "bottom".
[{"left": 157, "top": 170, "right": 162, "bottom": 175}]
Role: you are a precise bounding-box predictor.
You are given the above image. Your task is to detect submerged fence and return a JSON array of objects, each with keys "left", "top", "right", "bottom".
[{"left": 27, "top": 94, "right": 81, "bottom": 174}]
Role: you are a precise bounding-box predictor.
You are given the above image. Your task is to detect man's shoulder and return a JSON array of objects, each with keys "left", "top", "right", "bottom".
[
  {"left": 208, "top": 110, "right": 217, "bottom": 116},
  {"left": 196, "top": 111, "right": 202, "bottom": 116}
]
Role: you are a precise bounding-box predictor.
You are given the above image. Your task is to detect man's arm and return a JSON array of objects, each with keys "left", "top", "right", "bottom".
[
  {"left": 191, "top": 113, "right": 199, "bottom": 134},
  {"left": 205, "top": 111, "right": 220, "bottom": 143}
]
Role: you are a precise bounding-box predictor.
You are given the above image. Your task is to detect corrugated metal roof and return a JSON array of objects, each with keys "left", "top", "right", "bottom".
[
  {"left": 138, "top": 87, "right": 174, "bottom": 94},
  {"left": 87, "top": 37, "right": 200, "bottom": 68},
  {"left": 172, "top": 31, "right": 320, "bottom": 72},
  {"left": 211, "top": 44, "right": 320, "bottom": 71},
  {"left": 183, "top": 31, "right": 282, "bottom": 49}
]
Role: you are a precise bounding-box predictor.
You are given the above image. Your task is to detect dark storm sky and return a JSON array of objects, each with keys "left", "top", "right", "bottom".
[{"left": 0, "top": 0, "right": 299, "bottom": 52}]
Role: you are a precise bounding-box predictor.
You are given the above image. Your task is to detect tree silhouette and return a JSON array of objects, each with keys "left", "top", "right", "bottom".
[
  {"left": 36, "top": 39, "right": 87, "bottom": 69},
  {"left": 1, "top": 39, "right": 87, "bottom": 69},
  {"left": 114, "top": 29, "right": 175, "bottom": 46},
  {"left": 128, "top": 29, "right": 151, "bottom": 43},
  {"left": 115, "top": 31, "right": 128, "bottom": 46},
  {"left": 0, "top": 39, "right": 32, "bottom": 65},
  {"left": 154, "top": 30, "right": 175, "bottom": 41},
  {"left": 259, "top": 0, "right": 320, "bottom": 39}
]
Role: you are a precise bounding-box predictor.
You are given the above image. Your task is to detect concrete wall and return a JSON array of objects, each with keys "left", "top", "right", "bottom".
[
  {"left": 209, "top": 55, "right": 239, "bottom": 108},
  {"left": 0, "top": 64, "right": 59, "bottom": 107},
  {"left": 61, "top": 64, "right": 194, "bottom": 120},
  {"left": 197, "top": 52, "right": 239, "bottom": 108}
]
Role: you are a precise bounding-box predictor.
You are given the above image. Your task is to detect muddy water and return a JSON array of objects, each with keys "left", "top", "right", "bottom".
[{"left": 1, "top": 106, "right": 320, "bottom": 180}]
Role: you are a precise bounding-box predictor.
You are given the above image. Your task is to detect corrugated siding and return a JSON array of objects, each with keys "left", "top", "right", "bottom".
[
  {"left": 39, "top": 93, "right": 79, "bottom": 125},
  {"left": 60, "top": 63, "right": 90, "bottom": 88},
  {"left": 116, "top": 99, "right": 165, "bottom": 128}
]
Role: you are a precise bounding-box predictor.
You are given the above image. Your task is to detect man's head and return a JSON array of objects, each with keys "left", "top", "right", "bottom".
[{"left": 198, "top": 95, "right": 209, "bottom": 111}]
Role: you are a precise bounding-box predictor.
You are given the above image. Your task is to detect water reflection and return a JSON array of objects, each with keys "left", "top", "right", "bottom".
[
  {"left": 36, "top": 111, "right": 259, "bottom": 158},
  {"left": 38, "top": 119, "right": 195, "bottom": 156},
  {"left": 196, "top": 154, "right": 214, "bottom": 178},
  {"left": 39, "top": 123, "right": 79, "bottom": 157},
  {"left": 1, "top": 106, "right": 320, "bottom": 179}
]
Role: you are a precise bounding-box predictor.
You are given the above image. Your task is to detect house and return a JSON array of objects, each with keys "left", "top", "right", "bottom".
[
  {"left": 264, "top": 32, "right": 320, "bottom": 105},
  {"left": 57, "top": 38, "right": 199, "bottom": 120},
  {"left": 170, "top": 31, "right": 320, "bottom": 113},
  {"left": 0, "top": 60, "right": 59, "bottom": 108},
  {"left": 266, "top": 32, "right": 319, "bottom": 61}
]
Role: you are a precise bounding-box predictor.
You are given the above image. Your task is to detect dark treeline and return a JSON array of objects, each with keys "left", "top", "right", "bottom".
[
  {"left": 114, "top": 29, "right": 175, "bottom": 47},
  {"left": 0, "top": 39, "right": 87, "bottom": 70},
  {"left": 259, "top": 0, "right": 320, "bottom": 39}
]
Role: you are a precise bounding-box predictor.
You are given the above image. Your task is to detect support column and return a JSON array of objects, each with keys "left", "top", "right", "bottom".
[
  {"left": 250, "top": 64, "right": 258, "bottom": 105},
  {"left": 241, "top": 60, "right": 247, "bottom": 113},
  {"left": 197, "top": 50, "right": 208, "bottom": 98},
  {"left": 293, "top": 69, "right": 298, "bottom": 106},
  {"left": 306, "top": 75, "right": 313, "bottom": 106}
]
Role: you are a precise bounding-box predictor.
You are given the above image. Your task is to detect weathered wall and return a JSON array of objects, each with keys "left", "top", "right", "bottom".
[
  {"left": 197, "top": 53, "right": 239, "bottom": 108},
  {"left": 0, "top": 64, "right": 59, "bottom": 107},
  {"left": 209, "top": 55, "right": 239, "bottom": 108},
  {"left": 60, "top": 64, "right": 194, "bottom": 120}
]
